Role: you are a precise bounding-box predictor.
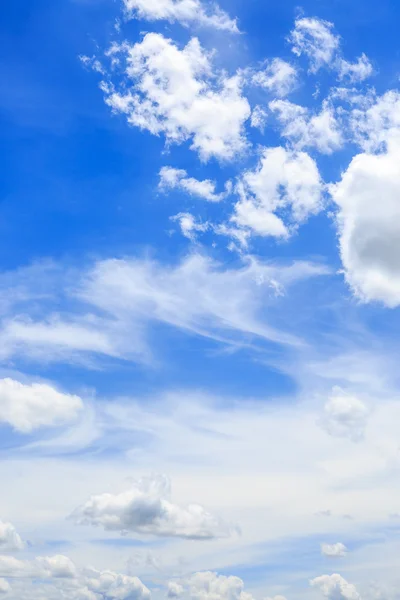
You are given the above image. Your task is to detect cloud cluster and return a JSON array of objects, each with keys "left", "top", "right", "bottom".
[
  {"left": 123, "top": 0, "right": 239, "bottom": 32},
  {"left": 231, "top": 146, "right": 323, "bottom": 239},
  {"left": 103, "top": 34, "right": 250, "bottom": 161},
  {"left": 0, "top": 521, "right": 24, "bottom": 552},
  {"left": 159, "top": 167, "right": 231, "bottom": 202},
  {"left": 290, "top": 17, "right": 372, "bottom": 81},
  {"left": 71, "top": 474, "right": 233, "bottom": 539},
  {"left": 311, "top": 574, "right": 361, "bottom": 600},
  {"left": 0, "top": 378, "right": 83, "bottom": 434},
  {"left": 269, "top": 100, "right": 342, "bottom": 154},
  {"left": 173, "top": 572, "right": 256, "bottom": 600},
  {"left": 0, "top": 552, "right": 151, "bottom": 600}
]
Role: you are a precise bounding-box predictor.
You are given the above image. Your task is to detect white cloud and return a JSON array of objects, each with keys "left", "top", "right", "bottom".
[
  {"left": 289, "top": 17, "right": 340, "bottom": 73},
  {"left": 0, "top": 521, "right": 24, "bottom": 552},
  {"left": 103, "top": 34, "right": 251, "bottom": 161},
  {"left": 159, "top": 167, "right": 230, "bottom": 202},
  {"left": 0, "top": 579, "right": 10, "bottom": 594},
  {"left": 252, "top": 58, "right": 297, "bottom": 97},
  {"left": 186, "top": 572, "right": 255, "bottom": 600},
  {"left": 123, "top": 0, "right": 239, "bottom": 32},
  {"left": 269, "top": 99, "right": 343, "bottom": 154},
  {"left": 311, "top": 574, "right": 361, "bottom": 600},
  {"left": 0, "top": 378, "right": 83, "bottom": 434},
  {"left": 168, "top": 582, "right": 184, "bottom": 598},
  {"left": 171, "top": 213, "right": 209, "bottom": 240},
  {"left": 0, "top": 554, "right": 76, "bottom": 579},
  {"left": 0, "top": 553, "right": 150, "bottom": 600},
  {"left": 289, "top": 17, "right": 372, "bottom": 83},
  {"left": 231, "top": 146, "right": 323, "bottom": 238},
  {"left": 71, "top": 474, "right": 233, "bottom": 539},
  {"left": 0, "top": 254, "right": 327, "bottom": 366},
  {"left": 320, "top": 387, "right": 369, "bottom": 442},
  {"left": 337, "top": 54, "right": 373, "bottom": 83},
  {"left": 321, "top": 543, "right": 347, "bottom": 558},
  {"left": 331, "top": 133, "right": 400, "bottom": 306},
  {"left": 349, "top": 90, "right": 400, "bottom": 152},
  {"left": 250, "top": 106, "right": 268, "bottom": 132}
]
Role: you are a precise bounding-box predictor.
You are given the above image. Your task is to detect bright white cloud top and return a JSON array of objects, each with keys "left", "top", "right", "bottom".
[
  {"left": 123, "top": 0, "right": 239, "bottom": 32},
  {"left": 0, "top": 378, "right": 83, "bottom": 433},
  {"left": 71, "top": 474, "right": 233, "bottom": 539}
]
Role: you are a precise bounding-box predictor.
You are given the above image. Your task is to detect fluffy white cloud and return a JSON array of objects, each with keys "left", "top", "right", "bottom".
[
  {"left": 167, "top": 582, "right": 184, "bottom": 598},
  {"left": 159, "top": 167, "right": 230, "bottom": 202},
  {"left": 0, "top": 553, "right": 150, "bottom": 600},
  {"left": 0, "top": 521, "right": 24, "bottom": 552},
  {"left": 320, "top": 388, "right": 369, "bottom": 442},
  {"left": 103, "top": 34, "right": 250, "bottom": 161},
  {"left": 269, "top": 100, "right": 343, "bottom": 154},
  {"left": 71, "top": 474, "right": 233, "bottom": 539},
  {"left": 171, "top": 213, "right": 209, "bottom": 240},
  {"left": 123, "top": 0, "right": 239, "bottom": 32},
  {"left": 311, "top": 574, "right": 361, "bottom": 600},
  {"left": 231, "top": 146, "right": 323, "bottom": 238},
  {"left": 252, "top": 58, "right": 297, "bottom": 97},
  {"left": 350, "top": 90, "right": 400, "bottom": 152},
  {"left": 289, "top": 17, "right": 372, "bottom": 82},
  {"left": 185, "top": 572, "right": 255, "bottom": 600},
  {"left": 0, "top": 554, "right": 76, "bottom": 579},
  {"left": 321, "top": 543, "right": 347, "bottom": 558},
  {"left": 337, "top": 54, "right": 373, "bottom": 83},
  {"left": 0, "top": 579, "right": 10, "bottom": 594},
  {"left": 289, "top": 17, "right": 340, "bottom": 73},
  {"left": 331, "top": 133, "right": 400, "bottom": 306},
  {"left": 0, "top": 378, "right": 83, "bottom": 434},
  {"left": 250, "top": 106, "right": 268, "bottom": 132}
]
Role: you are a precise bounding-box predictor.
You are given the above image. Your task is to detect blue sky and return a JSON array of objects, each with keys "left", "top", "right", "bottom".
[{"left": 1, "top": 0, "right": 400, "bottom": 599}]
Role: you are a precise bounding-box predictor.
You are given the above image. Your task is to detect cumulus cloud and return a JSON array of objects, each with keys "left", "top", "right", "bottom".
[
  {"left": 252, "top": 58, "right": 297, "bottom": 97},
  {"left": 269, "top": 99, "right": 343, "bottom": 154},
  {"left": 349, "top": 90, "right": 400, "bottom": 152},
  {"left": 123, "top": 0, "right": 239, "bottom": 32},
  {"left": 231, "top": 146, "right": 323, "bottom": 238},
  {"left": 0, "top": 521, "right": 24, "bottom": 552},
  {"left": 186, "top": 572, "right": 255, "bottom": 600},
  {"left": 321, "top": 543, "right": 348, "bottom": 558},
  {"left": 0, "top": 553, "right": 150, "bottom": 600},
  {"left": 71, "top": 474, "right": 233, "bottom": 539},
  {"left": 168, "top": 582, "right": 184, "bottom": 598},
  {"left": 0, "top": 579, "right": 10, "bottom": 595},
  {"left": 159, "top": 167, "right": 231, "bottom": 202},
  {"left": 289, "top": 17, "right": 372, "bottom": 82},
  {"left": 0, "top": 378, "right": 83, "bottom": 434},
  {"left": 103, "top": 34, "right": 251, "bottom": 161},
  {"left": 320, "top": 387, "right": 369, "bottom": 442},
  {"left": 331, "top": 133, "right": 400, "bottom": 306},
  {"left": 311, "top": 574, "right": 361, "bottom": 600},
  {"left": 289, "top": 17, "right": 340, "bottom": 73},
  {"left": 337, "top": 54, "right": 373, "bottom": 83}
]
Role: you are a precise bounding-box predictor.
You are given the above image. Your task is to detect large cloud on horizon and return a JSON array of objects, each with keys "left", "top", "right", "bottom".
[
  {"left": 332, "top": 134, "right": 400, "bottom": 307},
  {"left": 71, "top": 474, "right": 234, "bottom": 540}
]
